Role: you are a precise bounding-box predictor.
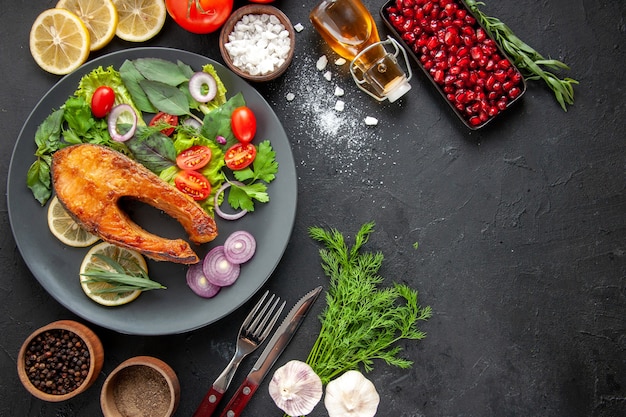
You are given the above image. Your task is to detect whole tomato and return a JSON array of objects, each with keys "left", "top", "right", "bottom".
[{"left": 165, "top": 0, "right": 233, "bottom": 34}]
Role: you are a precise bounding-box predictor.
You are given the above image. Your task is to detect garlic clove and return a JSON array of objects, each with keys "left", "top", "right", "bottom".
[
  {"left": 324, "top": 370, "right": 380, "bottom": 417},
  {"left": 269, "top": 360, "right": 323, "bottom": 416}
]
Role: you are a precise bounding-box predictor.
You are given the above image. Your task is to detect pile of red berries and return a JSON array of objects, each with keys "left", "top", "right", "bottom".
[{"left": 385, "top": 0, "right": 524, "bottom": 127}]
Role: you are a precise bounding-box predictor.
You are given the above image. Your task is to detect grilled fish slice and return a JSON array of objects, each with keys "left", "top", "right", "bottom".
[{"left": 52, "top": 144, "right": 217, "bottom": 264}]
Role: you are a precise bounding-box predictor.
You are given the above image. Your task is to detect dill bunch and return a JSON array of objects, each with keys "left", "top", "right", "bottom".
[
  {"left": 305, "top": 222, "right": 432, "bottom": 385},
  {"left": 465, "top": 0, "right": 578, "bottom": 111}
]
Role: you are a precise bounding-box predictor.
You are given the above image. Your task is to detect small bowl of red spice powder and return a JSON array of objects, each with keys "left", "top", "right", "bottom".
[
  {"left": 100, "top": 356, "right": 180, "bottom": 417},
  {"left": 17, "top": 320, "right": 104, "bottom": 402}
]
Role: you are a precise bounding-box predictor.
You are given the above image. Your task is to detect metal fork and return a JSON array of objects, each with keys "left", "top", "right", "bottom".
[{"left": 193, "top": 291, "right": 285, "bottom": 417}]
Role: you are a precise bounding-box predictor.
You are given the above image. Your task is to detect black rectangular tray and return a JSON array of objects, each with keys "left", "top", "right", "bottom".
[{"left": 380, "top": 0, "right": 526, "bottom": 129}]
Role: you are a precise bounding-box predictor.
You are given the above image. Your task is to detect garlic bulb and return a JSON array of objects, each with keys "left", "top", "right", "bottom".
[
  {"left": 324, "top": 370, "right": 380, "bottom": 417},
  {"left": 268, "top": 360, "right": 323, "bottom": 416}
]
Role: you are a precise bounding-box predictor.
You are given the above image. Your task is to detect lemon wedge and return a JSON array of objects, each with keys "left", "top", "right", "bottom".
[
  {"left": 79, "top": 242, "right": 149, "bottom": 306},
  {"left": 47, "top": 196, "right": 100, "bottom": 247},
  {"left": 56, "top": 0, "right": 119, "bottom": 51},
  {"left": 29, "top": 8, "right": 91, "bottom": 75},
  {"left": 112, "top": 0, "right": 166, "bottom": 42}
]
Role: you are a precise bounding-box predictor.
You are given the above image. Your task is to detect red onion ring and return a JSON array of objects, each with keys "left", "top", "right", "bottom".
[
  {"left": 189, "top": 71, "right": 217, "bottom": 103},
  {"left": 223, "top": 230, "right": 256, "bottom": 264},
  {"left": 214, "top": 181, "right": 248, "bottom": 220},
  {"left": 107, "top": 104, "right": 137, "bottom": 142},
  {"left": 202, "top": 246, "right": 240, "bottom": 287}
]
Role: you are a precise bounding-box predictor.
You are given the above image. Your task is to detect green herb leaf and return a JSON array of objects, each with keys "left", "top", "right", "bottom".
[
  {"left": 34, "top": 109, "right": 64, "bottom": 155},
  {"left": 119, "top": 60, "right": 158, "bottom": 113},
  {"left": 305, "top": 222, "right": 432, "bottom": 384},
  {"left": 26, "top": 159, "right": 52, "bottom": 205},
  {"left": 125, "top": 125, "right": 177, "bottom": 173},
  {"left": 201, "top": 93, "right": 246, "bottom": 146},
  {"left": 139, "top": 80, "right": 192, "bottom": 116},
  {"left": 132, "top": 57, "right": 190, "bottom": 86}
]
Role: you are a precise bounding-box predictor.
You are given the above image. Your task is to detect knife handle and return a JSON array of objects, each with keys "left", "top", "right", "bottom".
[
  {"left": 193, "top": 386, "right": 224, "bottom": 417},
  {"left": 219, "top": 378, "right": 260, "bottom": 417}
]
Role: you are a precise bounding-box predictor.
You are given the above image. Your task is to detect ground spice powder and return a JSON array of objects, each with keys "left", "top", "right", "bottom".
[{"left": 112, "top": 365, "right": 170, "bottom": 417}]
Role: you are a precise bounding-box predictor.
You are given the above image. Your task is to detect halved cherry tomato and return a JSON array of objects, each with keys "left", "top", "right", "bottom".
[
  {"left": 165, "top": 0, "right": 233, "bottom": 34},
  {"left": 225, "top": 143, "right": 256, "bottom": 170},
  {"left": 91, "top": 86, "right": 115, "bottom": 118},
  {"left": 174, "top": 170, "right": 211, "bottom": 201},
  {"left": 149, "top": 112, "right": 178, "bottom": 136},
  {"left": 231, "top": 106, "right": 257, "bottom": 144},
  {"left": 176, "top": 145, "right": 212, "bottom": 170}
]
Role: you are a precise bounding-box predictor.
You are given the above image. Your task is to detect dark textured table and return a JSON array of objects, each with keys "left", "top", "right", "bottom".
[{"left": 1, "top": 1, "right": 624, "bottom": 416}]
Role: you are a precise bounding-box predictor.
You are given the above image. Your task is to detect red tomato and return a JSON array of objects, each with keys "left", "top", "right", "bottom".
[
  {"left": 176, "top": 145, "right": 212, "bottom": 170},
  {"left": 91, "top": 86, "right": 115, "bottom": 118},
  {"left": 225, "top": 143, "right": 256, "bottom": 170},
  {"left": 175, "top": 170, "right": 211, "bottom": 201},
  {"left": 149, "top": 112, "right": 178, "bottom": 136},
  {"left": 165, "top": 0, "right": 233, "bottom": 34},
  {"left": 231, "top": 106, "right": 257, "bottom": 144}
]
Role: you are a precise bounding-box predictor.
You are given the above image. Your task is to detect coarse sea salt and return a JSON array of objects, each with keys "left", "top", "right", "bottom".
[
  {"left": 316, "top": 55, "right": 328, "bottom": 71},
  {"left": 294, "top": 22, "right": 304, "bottom": 32},
  {"left": 224, "top": 13, "right": 291, "bottom": 76},
  {"left": 364, "top": 116, "right": 378, "bottom": 126}
]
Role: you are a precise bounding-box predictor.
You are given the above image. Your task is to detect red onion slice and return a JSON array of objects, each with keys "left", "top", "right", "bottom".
[
  {"left": 107, "top": 104, "right": 137, "bottom": 142},
  {"left": 186, "top": 262, "right": 221, "bottom": 298},
  {"left": 214, "top": 182, "right": 248, "bottom": 220},
  {"left": 189, "top": 71, "right": 217, "bottom": 103},
  {"left": 202, "top": 246, "right": 240, "bottom": 287},
  {"left": 223, "top": 230, "right": 256, "bottom": 264}
]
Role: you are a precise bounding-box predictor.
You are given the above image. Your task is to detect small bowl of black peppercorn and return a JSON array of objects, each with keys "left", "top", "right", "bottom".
[{"left": 17, "top": 320, "right": 104, "bottom": 402}]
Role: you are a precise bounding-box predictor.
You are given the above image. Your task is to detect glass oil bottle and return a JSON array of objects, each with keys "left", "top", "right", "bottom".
[{"left": 310, "top": 0, "right": 412, "bottom": 102}]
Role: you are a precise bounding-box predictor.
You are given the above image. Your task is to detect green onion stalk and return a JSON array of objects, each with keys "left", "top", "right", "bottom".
[{"left": 465, "top": 0, "right": 578, "bottom": 111}]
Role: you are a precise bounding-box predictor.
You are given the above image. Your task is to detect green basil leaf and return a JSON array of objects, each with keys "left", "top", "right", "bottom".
[
  {"left": 201, "top": 92, "right": 246, "bottom": 146},
  {"left": 34, "top": 109, "right": 64, "bottom": 155},
  {"left": 26, "top": 159, "right": 52, "bottom": 205},
  {"left": 140, "top": 80, "right": 191, "bottom": 116},
  {"left": 119, "top": 60, "right": 158, "bottom": 113},
  {"left": 133, "top": 58, "right": 189, "bottom": 86},
  {"left": 125, "top": 126, "right": 176, "bottom": 173}
]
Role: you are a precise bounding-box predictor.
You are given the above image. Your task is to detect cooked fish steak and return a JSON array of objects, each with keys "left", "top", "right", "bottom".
[{"left": 52, "top": 144, "right": 217, "bottom": 264}]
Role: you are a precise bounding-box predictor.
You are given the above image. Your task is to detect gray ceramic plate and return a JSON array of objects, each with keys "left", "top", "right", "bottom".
[{"left": 7, "top": 48, "right": 297, "bottom": 335}]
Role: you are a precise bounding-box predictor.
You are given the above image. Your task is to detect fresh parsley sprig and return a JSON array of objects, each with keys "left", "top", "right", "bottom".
[
  {"left": 305, "top": 222, "right": 432, "bottom": 385},
  {"left": 465, "top": 0, "right": 578, "bottom": 111}
]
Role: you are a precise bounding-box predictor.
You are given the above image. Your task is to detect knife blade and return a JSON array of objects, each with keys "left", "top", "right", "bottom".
[{"left": 218, "top": 286, "right": 323, "bottom": 417}]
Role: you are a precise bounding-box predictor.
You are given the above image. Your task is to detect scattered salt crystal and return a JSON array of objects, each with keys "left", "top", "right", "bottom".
[
  {"left": 294, "top": 23, "right": 304, "bottom": 32},
  {"left": 286, "top": 92, "right": 295, "bottom": 101},
  {"left": 323, "top": 71, "right": 332, "bottom": 81},
  {"left": 334, "top": 58, "right": 347, "bottom": 66},
  {"left": 316, "top": 55, "right": 328, "bottom": 71},
  {"left": 364, "top": 116, "right": 378, "bottom": 126},
  {"left": 335, "top": 100, "right": 345, "bottom": 111},
  {"left": 334, "top": 86, "right": 344, "bottom": 96}
]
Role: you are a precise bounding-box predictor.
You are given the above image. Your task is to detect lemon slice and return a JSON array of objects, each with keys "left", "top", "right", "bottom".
[
  {"left": 47, "top": 196, "right": 100, "bottom": 247},
  {"left": 112, "top": 0, "right": 166, "bottom": 42},
  {"left": 29, "top": 8, "right": 91, "bottom": 75},
  {"left": 80, "top": 242, "right": 148, "bottom": 306},
  {"left": 56, "top": 0, "right": 119, "bottom": 51}
]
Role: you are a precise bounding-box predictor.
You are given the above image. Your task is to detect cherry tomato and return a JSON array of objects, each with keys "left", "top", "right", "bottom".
[
  {"left": 231, "top": 106, "right": 257, "bottom": 144},
  {"left": 174, "top": 170, "right": 211, "bottom": 201},
  {"left": 149, "top": 112, "right": 178, "bottom": 136},
  {"left": 90, "top": 86, "right": 115, "bottom": 118},
  {"left": 176, "top": 145, "right": 212, "bottom": 170},
  {"left": 225, "top": 143, "right": 256, "bottom": 170},
  {"left": 165, "top": 0, "right": 233, "bottom": 34}
]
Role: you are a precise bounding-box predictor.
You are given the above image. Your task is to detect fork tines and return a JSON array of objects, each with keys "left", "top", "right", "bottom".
[{"left": 242, "top": 291, "right": 285, "bottom": 341}]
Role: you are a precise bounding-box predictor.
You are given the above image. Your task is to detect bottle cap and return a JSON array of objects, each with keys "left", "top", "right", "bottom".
[{"left": 384, "top": 76, "right": 411, "bottom": 102}]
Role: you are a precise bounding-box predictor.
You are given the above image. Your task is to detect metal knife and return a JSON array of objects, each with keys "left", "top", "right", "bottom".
[{"left": 218, "top": 286, "right": 323, "bottom": 417}]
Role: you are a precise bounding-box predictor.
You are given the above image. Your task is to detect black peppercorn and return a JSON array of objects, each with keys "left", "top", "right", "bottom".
[{"left": 24, "top": 329, "right": 91, "bottom": 395}]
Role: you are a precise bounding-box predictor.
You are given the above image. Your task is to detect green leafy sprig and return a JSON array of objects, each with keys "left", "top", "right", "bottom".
[
  {"left": 305, "top": 222, "right": 432, "bottom": 385},
  {"left": 81, "top": 253, "right": 165, "bottom": 293},
  {"left": 465, "top": 0, "right": 578, "bottom": 111}
]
